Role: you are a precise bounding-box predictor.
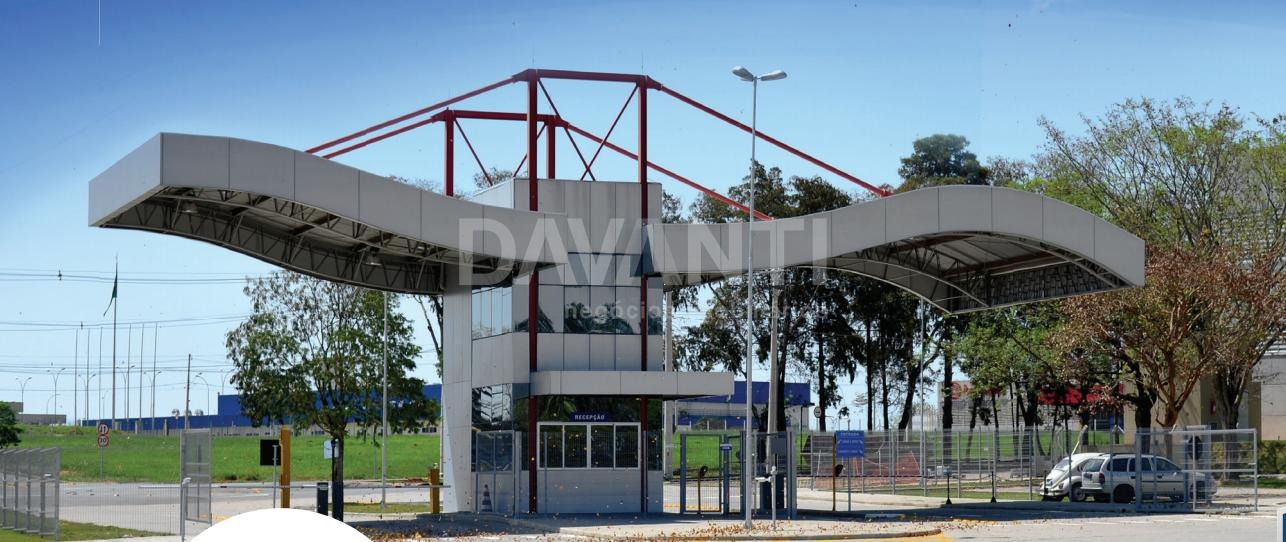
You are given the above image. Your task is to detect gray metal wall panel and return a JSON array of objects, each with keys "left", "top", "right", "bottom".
[
  {"left": 359, "top": 172, "right": 421, "bottom": 240},
  {"left": 938, "top": 185, "right": 993, "bottom": 232},
  {"left": 828, "top": 197, "right": 887, "bottom": 263},
  {"left": 229, "top": 138, "right": 294, "bottom": 201},
  {"left": 1094, "top": 218, "right": 1147, "bottom": 286},
  {"left": 990, "top": 188, "right": 1044, "bottom": 239},
  {"left": 161, "top": 134, "right": 230, "bottom": 190},
  {"left": 293, "top": 151, "right": 360, "bottom": 221},
  {"left": 88, "top": 134, "right": 162, "bottom": 226},
  {"left": 885, "top": 187, "right": 939, "bottom": 240},
  {"left": 1043, "top": 197, "right": 1096, "bottom": 259}
]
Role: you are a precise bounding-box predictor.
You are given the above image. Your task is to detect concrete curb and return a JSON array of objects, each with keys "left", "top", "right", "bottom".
[{"left": 506, "top": 517, "right": 942, "bottom": 541}]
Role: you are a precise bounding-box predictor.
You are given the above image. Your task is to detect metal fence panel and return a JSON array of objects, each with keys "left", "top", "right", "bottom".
[
  {"left": 181, "top": 429, "right": 213, "bottom": 524},
  {"left": 1135, "top": 428, "right": 1257, "bottom": 512},
  {"left": 0, "top": 448, "right": 59, "bottom": 539}
]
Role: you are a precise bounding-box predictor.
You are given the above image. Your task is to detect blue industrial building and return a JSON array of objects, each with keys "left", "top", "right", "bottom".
[
  {"left": 673, "top": 380, "right": 813, "bottom": 431},
  {"left": 82, "top": 384, "right": 444, "bottom": 433}
]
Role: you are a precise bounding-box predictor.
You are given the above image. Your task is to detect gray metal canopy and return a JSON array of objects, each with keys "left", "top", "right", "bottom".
[
  {"left": 646, "top": 186, "right": 1145, "bottom": 313},
  {"left": 88, "top": 133, "right": 567, "bottom": 295},
  {"left": 90, "top": 133, "right": 1144, "bottom": 311}
]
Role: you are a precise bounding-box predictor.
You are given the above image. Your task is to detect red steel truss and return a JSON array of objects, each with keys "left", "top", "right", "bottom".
[{"left": 305, "top": 69, "right": 887, "bottom": 515}]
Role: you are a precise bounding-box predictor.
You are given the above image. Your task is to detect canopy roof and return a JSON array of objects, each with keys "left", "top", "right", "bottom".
[
  {"left": 90, "top": 133, "right": 1143, "bottom": 311},
  {"left": 646, "top": 185, "right": 1145, "bottom": 313}
]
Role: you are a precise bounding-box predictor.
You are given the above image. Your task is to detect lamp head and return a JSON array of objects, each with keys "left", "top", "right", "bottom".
[
  {"left": 759, "top": 70, "right": 787, "bottom": 81},
  {"left": 731, "top": 66, "right": 755, "bottom": 81}
]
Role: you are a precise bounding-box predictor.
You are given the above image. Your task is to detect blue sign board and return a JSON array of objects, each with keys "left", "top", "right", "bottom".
[
  {"left": 570, "top": 411, "right": 610, "bottom": 422},
  {"left": 719, "top": 443, "right": 733, "bottom": 452},
  {"left": 835, "top": 430, "right": 865, "bottom": 458}
]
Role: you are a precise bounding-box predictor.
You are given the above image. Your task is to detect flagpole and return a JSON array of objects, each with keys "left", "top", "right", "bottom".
[{"left": 110, "top": 259, "right": 118, "bottom": 429}]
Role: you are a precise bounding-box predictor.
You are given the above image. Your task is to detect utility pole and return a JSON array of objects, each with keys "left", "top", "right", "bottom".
[
  {"left": 768, "top": 270, "right": 781, "bottom": 436},
  {"left": 185, "top": 353, "right": 192, "bottom": 430},
  {"left": 138, "top": 325, "right": 144, "bottom": 433},
  {"left": 85, "top": 325, "right": 91, "bottom": 422},
  {"left": 96, "top": 327, "right": 103, "bottom": 423},
  {"left": 151, "top": 323, "right": 158, "bottom": 425},
  {"left": 662, "top": 291, "right": 674, "bottom": 476},
  {"left": 74, "top": 327, "right": 79, "bottom": 426}
]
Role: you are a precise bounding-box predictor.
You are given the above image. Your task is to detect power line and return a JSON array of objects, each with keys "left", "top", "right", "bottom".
[{"left": 0, "top": 315, "right": 249, "bottom": 332}]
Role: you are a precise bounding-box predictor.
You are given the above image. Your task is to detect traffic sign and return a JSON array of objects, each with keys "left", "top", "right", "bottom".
[
  {"left": 97, "top": 434, "right": 109, "bottom": 448},
  {"left": 97, "top": 423, "right": 110, "bottom": 436},
  {"left": 835, "top": 430, "right": 865, "bottom": 458},
  {"left": 813, "top": 406, "right": 823, "bottom": 418}
]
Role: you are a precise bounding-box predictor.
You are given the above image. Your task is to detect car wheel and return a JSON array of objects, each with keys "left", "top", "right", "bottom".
[
  {"left": 1069, "top": 483, "right": 1086, "bottom": 502},
  {"left": 1112, "top": 484, "right": 1134, "bottom": 504},
  {"left": 1091, "top": 493, "right": 1109, "bottom": 503}
]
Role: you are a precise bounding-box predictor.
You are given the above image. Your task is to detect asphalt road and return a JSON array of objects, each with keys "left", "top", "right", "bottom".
[{"left": 56, "top": 480, "right": 1277, "bottom": 541}]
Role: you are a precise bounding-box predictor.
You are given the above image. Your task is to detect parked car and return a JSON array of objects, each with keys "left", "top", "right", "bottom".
[
  {"left": 1039, "top": 452, "right": 1105, "bottom": 502},
  {"left": 1080, "top": 453, "right": 1217, "bottom": 503}
]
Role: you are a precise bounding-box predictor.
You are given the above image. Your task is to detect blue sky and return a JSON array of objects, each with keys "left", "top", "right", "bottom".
[{"left": 0, "top": 0, "right": 1281, "bottom": 426}]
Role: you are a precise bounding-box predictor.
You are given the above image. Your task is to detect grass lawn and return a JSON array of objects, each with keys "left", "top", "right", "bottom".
[
  {"left": 0, "top": 520, "right": 160, "bottom": 541},
  {"left": 344, "top": 501, "right": 431, "bottom": 514},
  {"left": 18, "top": 425, "right": 440, "bottom": 483}
]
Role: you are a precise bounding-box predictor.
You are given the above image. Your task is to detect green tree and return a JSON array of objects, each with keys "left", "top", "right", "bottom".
[
  {"left": 226, "top": 272, "right": 433, "bottom": 520},
  {"left": 1040, "top": 98, "right": 1286, "bottom": 429},
  {"left": 897, "top": 134, "right": 990, "bottom": 189},
  {"left": 0, "top": 403, "right": 21, "bottom": 448}
]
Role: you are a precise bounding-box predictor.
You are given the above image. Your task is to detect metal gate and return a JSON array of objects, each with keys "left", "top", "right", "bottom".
[
  {"left": 180, "top": 429, "right": 212, "bottom": 541},
  {"left": 474, "top": 431, "right": 518, "bottom": 515},
  {"left": 753, "top": 431, "right": 797, "bottom": 519},
  {"left": 677, "top": 432, "right": 734, "bottom": 514}
]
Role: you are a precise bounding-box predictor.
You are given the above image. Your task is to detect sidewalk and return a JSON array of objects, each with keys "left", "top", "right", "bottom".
[{"left": 508, "top": 514, "right": 943, "bottom": 541}]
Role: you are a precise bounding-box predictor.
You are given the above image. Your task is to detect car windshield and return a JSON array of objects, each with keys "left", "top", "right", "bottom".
[{"left": 1051, "top": 459, "right": 1071, "bottom": 471}]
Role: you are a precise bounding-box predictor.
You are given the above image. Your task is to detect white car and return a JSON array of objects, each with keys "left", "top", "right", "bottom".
[
  {"left": 1039, "top": 452, "right": 1104, "bottom": 502},
  {"left": 1080, "top": 453, "right": 1217, "bottom": 503}
]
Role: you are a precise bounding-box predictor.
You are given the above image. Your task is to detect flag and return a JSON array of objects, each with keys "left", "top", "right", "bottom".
[{"left": 102, "top": 263, "right": 117, "bottom": 316}]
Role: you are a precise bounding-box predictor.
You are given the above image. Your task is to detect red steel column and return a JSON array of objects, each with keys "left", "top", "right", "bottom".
[
  {"left": 546, "top": 120, "right": 556, "bottom": 179},
  {"left": 526, "top": 72, "right": 540, "bottom": 515},
  {"left": 637, "top": 80, "right": 649, "bottom": 515},
  {"left": 444, "top": 112, "right": 455, "bottom": 197}
]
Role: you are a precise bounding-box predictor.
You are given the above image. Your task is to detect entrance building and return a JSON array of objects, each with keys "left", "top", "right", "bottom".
[{"left": 85, "top": 69, "right": 1146, "bottom": 516}]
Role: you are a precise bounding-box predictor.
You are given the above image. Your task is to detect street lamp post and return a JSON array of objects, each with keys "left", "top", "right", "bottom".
[
  {"left": 16, "top": 377, "right": 32, "bottom": 411},
  {"left": 50, "top": 367, "right": 66, "bottom": 424},
  {"left": 732, "top": 64, "right": 786, "bottom": 530},
  {"left": 81, "top": 373, "right": 97, "bottom": 422},
  {"left": 126, "top": 364, "right": 136, "bottom": 422},
  {"left": 195, "top": 374, "right": 211, "bottom": 416}
]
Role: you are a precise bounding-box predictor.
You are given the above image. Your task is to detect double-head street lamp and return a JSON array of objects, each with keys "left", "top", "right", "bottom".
[
  {"left": 732, "top": 65, "right": 786, "bottom": 529},
  {"left": 49, "top": 367, "right": 66, "bottom": 423},
  {"left": 15, "top": 377, "right": 32, "bottom": 409}
]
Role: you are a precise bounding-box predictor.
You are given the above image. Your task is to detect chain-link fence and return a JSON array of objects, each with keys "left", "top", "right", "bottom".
[
  {"left": 0, "top": 448, "right": 59, "bottom": 539},
  {"left": 789, "top": 427, "right": 1256, "bottom": 512},
  {"left": 1133, "top": 428, "right": 1258, "bottom": 512}
]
